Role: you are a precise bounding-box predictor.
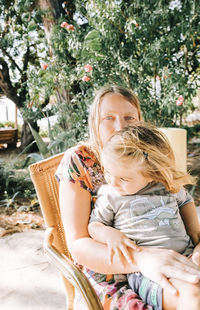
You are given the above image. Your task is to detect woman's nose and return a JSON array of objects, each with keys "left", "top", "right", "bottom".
[{"left": 114, "top": 118, "right": 125, "bottom": 131}]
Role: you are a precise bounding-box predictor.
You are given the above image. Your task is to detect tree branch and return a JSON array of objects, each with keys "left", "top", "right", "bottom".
[
  {"left": 0, "top": 46, "right": 23, "bottom": 74},
  {"left": 21, "top": 43, "right": 30, "bottom": 84},
  {"left": 0, "top": 57, "right": 22, "bottom": 107}
]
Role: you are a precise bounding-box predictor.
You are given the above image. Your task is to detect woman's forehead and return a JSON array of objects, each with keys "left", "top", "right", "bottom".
[{"left": 100, "top": 93, "right": 137, "bottom": 113}]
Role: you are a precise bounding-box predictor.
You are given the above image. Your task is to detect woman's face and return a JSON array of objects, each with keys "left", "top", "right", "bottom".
[{"left": 99, "top": 93, "right": 140, "bottom": 146}]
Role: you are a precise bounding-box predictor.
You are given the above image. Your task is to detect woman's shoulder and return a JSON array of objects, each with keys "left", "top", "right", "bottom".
[
  {"left": 73, "top": 143, "right": 97, "bottom": 164},
  {"left": 56, "top": 143, "right": 105, "bottom": 195},
  {"left": 63, "top": 143, "right": 95, "bottom": 158},
  {"left": 61, "top": 143, "right": 98, "bottom": 168}
]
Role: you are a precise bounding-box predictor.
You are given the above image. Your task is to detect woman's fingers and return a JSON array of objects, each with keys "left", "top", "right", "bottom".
[
  {"left": 134, "top": 247, "right": 200, "bottom": 287},
  {"left": 164, "top": 263, "right": 200, "bottom": 284},
  {"left": 157, "top": 275, "right": 178, "bottom": 295},
  {"left": 192, "top": 252, "right": 200, "bottom": 267},
  {"left": 173, "top": 254, "right": 200, "bottom": 278},
  {"left": 176, "top": 251, "right": 200, "bottom": 270}
]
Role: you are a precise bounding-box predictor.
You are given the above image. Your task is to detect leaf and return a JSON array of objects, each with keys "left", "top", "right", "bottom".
[
  {"left": 17, "top": 141, "right": 37, "bottom": 157},
  {"left": 23, "top": 153, "right": 44, "bottom": 167},
  {"left": 47, "top": 118, "right": 54, "bottom": 143},
  {"left": 28, "top": 21, "right": 37, "bottom": 32},
  {"left": 81, "top": 30, "right": 103, "bottom": 60},
  {"left": 28, "top": 124, "right": 51, "bottom": 158},
  {"left": 84, "top": 30, "right": 100, "bottom": 41}
]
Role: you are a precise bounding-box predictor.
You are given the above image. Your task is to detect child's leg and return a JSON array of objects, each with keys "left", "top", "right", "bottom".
[
  {"left": 162, "top": 278, "right": 200, "bottom": 310},
  {"left": 127, "top": 273, "right": 162, "bottom": 310},
  {"left": 128, "top": 273, "right": 200, "bottom": 310}
]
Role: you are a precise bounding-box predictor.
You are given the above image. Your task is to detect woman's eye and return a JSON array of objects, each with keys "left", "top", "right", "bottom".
[
  {"left": 105, "top": 116, "right": 114, "bottom": 120},
  {"left": 125, "top": 116, "right": 135, "bottom": 121}
]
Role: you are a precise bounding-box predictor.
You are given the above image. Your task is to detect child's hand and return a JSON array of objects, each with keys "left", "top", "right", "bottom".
[{"left": 104, "top": 226, "right": 140, "bottom": 265}]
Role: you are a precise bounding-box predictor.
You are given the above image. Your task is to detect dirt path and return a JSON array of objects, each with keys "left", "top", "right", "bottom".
[{"left": 0, "top": 209, "right": 45, "bottom": 237}]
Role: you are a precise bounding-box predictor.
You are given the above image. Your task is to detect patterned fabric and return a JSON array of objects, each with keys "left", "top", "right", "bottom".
[{"left": 55, "top": 144, "right": 153, "bottom": 310}]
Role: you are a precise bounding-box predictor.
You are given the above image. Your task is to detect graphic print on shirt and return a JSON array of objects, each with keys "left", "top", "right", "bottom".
[{"left": 129, "top": 195, "right": 184, "bottom": 235}]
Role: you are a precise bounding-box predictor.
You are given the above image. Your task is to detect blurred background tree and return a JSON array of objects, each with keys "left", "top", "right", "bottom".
[
  {"left": 1, "top": 0, "right": 199, "bottom": 151},
  {"left": 0, "top": 0, "right": 47, "bottom": 149}
]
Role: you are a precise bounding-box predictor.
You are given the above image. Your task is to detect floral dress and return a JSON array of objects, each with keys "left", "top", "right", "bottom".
[{"left": 55, "top": 144, "right": 153, "bottom": 310}]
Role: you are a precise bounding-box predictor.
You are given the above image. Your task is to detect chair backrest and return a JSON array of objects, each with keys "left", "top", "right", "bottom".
[
  {"left": 29, "top": 152, "right": 71, "bottom": 258},
  {"left": 159, "top": 127, "right": 187, "bottom": 172}
]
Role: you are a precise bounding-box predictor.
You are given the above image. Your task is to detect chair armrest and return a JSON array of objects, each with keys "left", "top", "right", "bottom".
[{"left": 44, "top": 227, "right": 103, "bottom": 310}]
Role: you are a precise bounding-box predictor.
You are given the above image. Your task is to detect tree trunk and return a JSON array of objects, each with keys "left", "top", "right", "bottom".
[
  {"left": 0, "top": 57, "right": 39, "bottom": 150},
  {"left": 37, "top": 0, "right": 65, "bottom": 47},
  {"left": 20, "top": 120, "right": 39, "bottom": 152}
]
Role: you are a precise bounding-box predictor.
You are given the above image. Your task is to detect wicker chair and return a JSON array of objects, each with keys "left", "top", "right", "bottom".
[{"left": 29, "top": 153, "right": 103, "bottom": 310}]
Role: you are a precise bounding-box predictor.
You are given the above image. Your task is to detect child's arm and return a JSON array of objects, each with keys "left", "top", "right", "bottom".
[
  {"left": 179, "top": 201, "right": 200, "bottom": 245},
  {"left": 179, "top": 196, "right": 200, "bottom": 267},
  {"left": 88, "top": 221, "right": 140, "bottom": 265}
]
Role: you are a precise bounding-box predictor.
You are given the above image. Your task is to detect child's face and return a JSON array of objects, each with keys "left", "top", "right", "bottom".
[{"left": 103, "top": 159, "right": 152, "bottom": 196}]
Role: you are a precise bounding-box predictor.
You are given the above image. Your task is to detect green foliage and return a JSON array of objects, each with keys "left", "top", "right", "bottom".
[
  {"left": 2, "top": 0, "right": 199, "bottom": 155},
  {"left": 28, "top": 123, "right": 51, "bottom": 158},
  {"left": 0, "top": 1, "right": 199, "bottom": 210},
  {"left": 0, "top": 0, "right": 48, "bottom": 121},
  {"left": 0, "top": 121, "right": 15, "bottom": 128},
  {"left": 183, "top": 123, "right": 200, "bottom": 141},
  {"left": 28, "top": 0, "right": 199, "bottom": 150},
  {"left": 81, "top": 30, "right": 103, "bottom": 60},
  {"left": 0, "top": 157, "right": 36, "bottom": 209}
]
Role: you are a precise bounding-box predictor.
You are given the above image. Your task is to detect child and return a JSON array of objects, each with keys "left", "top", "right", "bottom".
[{"left": 88, "top": 123, "right": 200, "bottom": 310}]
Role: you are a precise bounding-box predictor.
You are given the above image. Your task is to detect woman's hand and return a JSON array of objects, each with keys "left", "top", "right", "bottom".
[
  {"left": 134, "top": 247, "right": 200, "bottom": 295},
  {"left": 191, "top": 242, "right": 200, "bottom": 267}
]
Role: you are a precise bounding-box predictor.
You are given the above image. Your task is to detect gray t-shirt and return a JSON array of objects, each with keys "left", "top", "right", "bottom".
[{"left": 90, "top": 182, "right": 194, "bottom": 256}]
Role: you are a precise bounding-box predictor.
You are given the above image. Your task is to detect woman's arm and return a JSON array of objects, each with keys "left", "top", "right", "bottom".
[
  {"left": 179, "top": 201, "right": 200, "bottom": 245},
  {"left": 59, "top": 179, "right": 200, "bottom": 293}
]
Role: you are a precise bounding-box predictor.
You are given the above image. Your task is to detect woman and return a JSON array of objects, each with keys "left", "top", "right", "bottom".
[{"left": 56, "top": 85, "right": 200, "bottom": 310}]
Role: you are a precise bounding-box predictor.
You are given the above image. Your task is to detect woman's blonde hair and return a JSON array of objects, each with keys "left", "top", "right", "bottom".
[
  {"left": 101, "top": 123, "right": 196, "bottom": 193},
  {"left": 88, "top": 85, "right": 142, "bottom": 161}
]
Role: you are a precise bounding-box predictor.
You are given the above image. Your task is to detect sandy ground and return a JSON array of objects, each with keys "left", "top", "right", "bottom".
[{"left": 0, "top": 230, "right": 66, "bottom": 310}]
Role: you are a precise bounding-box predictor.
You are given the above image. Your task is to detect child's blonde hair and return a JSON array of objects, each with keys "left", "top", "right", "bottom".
[
  {"left": 101, "top": 123, "right": 196, "bottom": 193},
  {"left": 88, "top": 85, "right": 142, "bottom": 161}
]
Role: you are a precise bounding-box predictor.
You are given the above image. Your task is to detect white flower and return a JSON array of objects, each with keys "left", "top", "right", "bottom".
[{"left": 169, "top": 0, "right": 182, "bottom": 10}]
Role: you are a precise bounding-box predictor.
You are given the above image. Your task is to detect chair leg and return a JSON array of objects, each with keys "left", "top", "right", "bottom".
[{"left": 61, "top": 275, "right": 75, "bottom": 310}]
